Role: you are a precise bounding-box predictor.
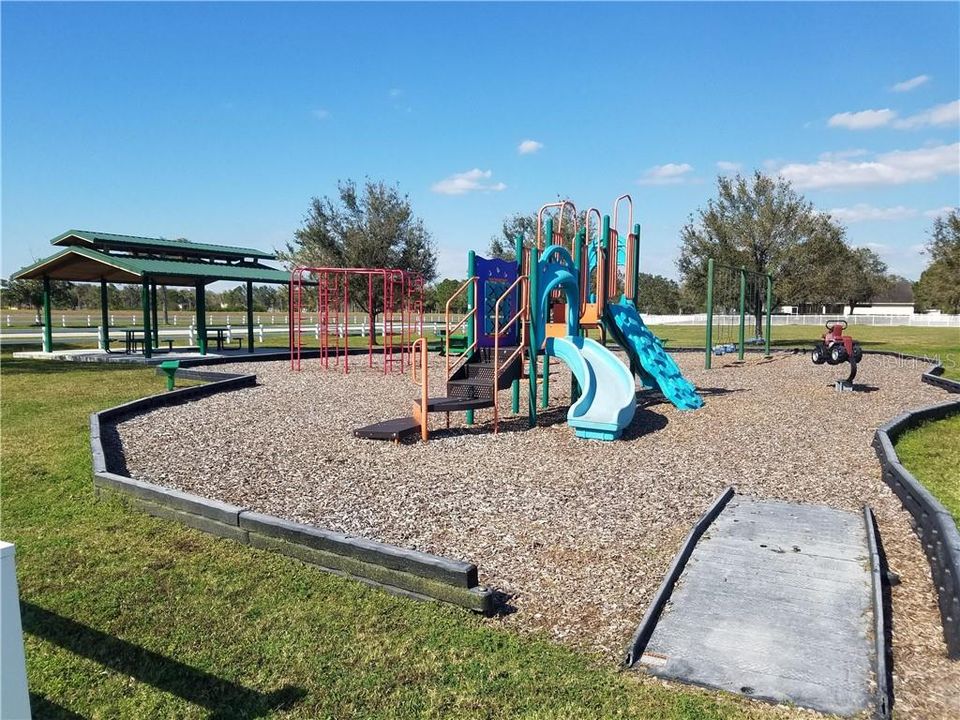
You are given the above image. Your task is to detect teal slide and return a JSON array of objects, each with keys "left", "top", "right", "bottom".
[
  {"left": 536, "top": 245, "right": 637, "bottom": 441},
  {"left": 546, "top": 335, "right": 637, "bottom": 441},
  {"left": 603, "top": 297, "right": 704, "bottom": 411}
]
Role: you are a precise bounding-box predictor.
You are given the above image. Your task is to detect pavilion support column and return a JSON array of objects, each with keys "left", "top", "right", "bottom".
[
  {"left": 246, "top": 281, "right": 255, "bottom": 354},
  {"left": 196, "top": 280, "right": 207, "bottom": 355},
  {"left": 41, "top": 275, "right": 53, "bottom": 353},
  {"left": 141, "top": 277, "right": 153, "bottom": 359},
  {"left": 150, "top": 282, "right": 159, "bottom": 347},
  {"left": 99, "top": 279, "right": 110, "bottom": 351}
]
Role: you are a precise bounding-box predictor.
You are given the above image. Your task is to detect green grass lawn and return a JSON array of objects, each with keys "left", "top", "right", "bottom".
[
  {"left": 895, "top": 413, "right": 960, "bottom": 528},
  {"left": 650, "top": 324, "right": 960, "bottom": 380},
  {"left": 2, "top": 355, "right": 791, "bottom": 719}
]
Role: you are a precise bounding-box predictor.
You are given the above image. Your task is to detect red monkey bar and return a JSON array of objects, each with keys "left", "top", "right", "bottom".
[{"left": 289, "top": 267, "right": 424, "bottom": 374}]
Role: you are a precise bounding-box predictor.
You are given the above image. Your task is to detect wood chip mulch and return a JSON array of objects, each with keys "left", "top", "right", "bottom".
[{"left": 113, "top": 350, "right": 959, "bottom": 719}]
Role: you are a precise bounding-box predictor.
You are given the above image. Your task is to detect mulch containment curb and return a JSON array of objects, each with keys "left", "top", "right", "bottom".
[
  {"left": 90, "top": 368, "right": 493, "bottom": 614},
  {"left": 622, "top": 486, "right": 735, "bottom": 668},
  {"left": 873, "top": 390, "right": 960, "bottom": 660}
]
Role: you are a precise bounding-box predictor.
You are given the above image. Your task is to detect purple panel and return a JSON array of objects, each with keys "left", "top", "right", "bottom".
[{"left": 475, "top": 256, "right": 519, "bottom": 348}]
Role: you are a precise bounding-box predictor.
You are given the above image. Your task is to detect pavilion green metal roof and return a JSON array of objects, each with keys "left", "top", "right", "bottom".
[
  {"left": 51, "top": 229, "right": 275, "bottom": 260},
  {"left": 10, "top": 246, "right": 292, "bottom": 286}
]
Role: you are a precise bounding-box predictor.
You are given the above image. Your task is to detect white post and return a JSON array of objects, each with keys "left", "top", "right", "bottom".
[
  {"left": 258, "top": 324, "right": 264, "bottom": 343},
  {"left": 1, "top": 542, "right": 32, "bottom": 720},
  {"left": 189, "top": 324, "right": 196, "bottom": 347},
  {"left": 227, "top": 322, "right": 232, "bottom": 342},
  {"left": 5, "top": 315, "right": 9, "bottom": 327},
  {"left": 97, "top": 325, "right": 104, "bottom": 351},
  {"left": 132, "top": 314, "right": 136, "bottom": 325},
  {"left": 87, "top": 315, "right": 91, "bottom": 327},
  {"left": 173, "top": 316, "right": 178, "bottom": 326},
  {"left": 110, "top": 314, "right": 115, "bottom": 325},
  {"left": 61, "top": 315, "right": 66, "bottom": 327}
]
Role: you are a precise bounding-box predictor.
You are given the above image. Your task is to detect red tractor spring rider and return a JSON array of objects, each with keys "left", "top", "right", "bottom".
[{"left": 812, "top": 320, "right": 862, "bottom": 388}]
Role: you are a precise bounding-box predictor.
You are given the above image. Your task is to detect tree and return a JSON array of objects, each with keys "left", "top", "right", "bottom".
[
  {"left": 678, "top": 172, "right": 850, "bottom": 333},
  {"left": 842, "top": 247, "right": 890, "bottom": 314},
  {"left": 488, "top": 201, "right": 585, "bottom": 261},
  {"left": 280, "top": 179, "right": 437, "bottom": 340},
  {"left": 778, "top": 216, "right": 852, "bottom": 311},
  {"left": 1, "top": 278, "right": 75, "bottom": 316},
  {"left": 915, "top": 209, "right": 960, "bottom": 314},
  {"left": 635, "top": 273, "right": 683, "bottom": 315},
  {"left": 425, "top": 278, "right": 467, "bottom": 313}
]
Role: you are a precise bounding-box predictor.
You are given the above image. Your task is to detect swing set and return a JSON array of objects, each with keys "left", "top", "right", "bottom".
[{"left": 704, "top": 258, "right": 774, "bottom": 369}]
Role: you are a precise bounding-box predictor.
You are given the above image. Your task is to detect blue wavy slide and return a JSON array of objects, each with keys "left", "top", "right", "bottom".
[
  {"left": 604, "top": 298, "right": 704, "bottom": 411},
  {"left": 545, "top": 335, "right": 637, "bottom": 441}
]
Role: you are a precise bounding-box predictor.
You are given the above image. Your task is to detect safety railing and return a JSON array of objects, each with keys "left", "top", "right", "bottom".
[
  {"left": 492, "top": 275, "right": 529, "bottom": 433},
  {"left": 444, "top": 276, "right": 478, "bottom": 381},
  {"left": 410, "top": 337, "right": 429, "bottom": 442}
]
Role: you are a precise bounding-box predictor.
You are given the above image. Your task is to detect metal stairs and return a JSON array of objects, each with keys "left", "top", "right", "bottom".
[{"left": 354, "top": 347, "right": 523, "bottom": 441}]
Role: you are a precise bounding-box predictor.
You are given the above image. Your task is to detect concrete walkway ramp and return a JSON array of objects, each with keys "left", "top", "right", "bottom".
[{"left": 635, "top": 497, "right": 878, "bottom": 716}]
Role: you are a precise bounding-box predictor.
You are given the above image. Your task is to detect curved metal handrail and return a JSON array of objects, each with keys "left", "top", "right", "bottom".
[
  {"left": 492, "top": 275, "right": 529, "bottom": 433},
  {"left": 444, "top": 276, "right": 478, "bottom": 381},
  {"left": 536, "top": 200, "right": 579, "bottom": 250}
]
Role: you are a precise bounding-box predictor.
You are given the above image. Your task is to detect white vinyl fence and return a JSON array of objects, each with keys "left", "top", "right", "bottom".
[{"left": 642, "top": 313, "right": 960, "bottom": 328}]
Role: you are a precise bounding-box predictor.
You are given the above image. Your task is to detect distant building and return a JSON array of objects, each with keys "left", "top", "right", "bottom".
[{"left": 780, "top": 278, "right": 926, "bottom": 316}]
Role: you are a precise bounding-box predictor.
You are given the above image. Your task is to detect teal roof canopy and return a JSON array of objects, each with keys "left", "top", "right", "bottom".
[{"left": 51, "top": 230, "right": 275, "bottom": 261}]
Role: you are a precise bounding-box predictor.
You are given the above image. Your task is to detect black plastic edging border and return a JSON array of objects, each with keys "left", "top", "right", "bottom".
[
  {"left": 622, "top": 486, "right": 735, "bottom": 668},
  {"left": 89, "top": 368, "right": 493, "bottom": 613},
  {"left": 864, "top": 506, "right": 893, "bottom": 720},
  {"left": 873, "top": 398, "right": 960, "bottom": 659}
]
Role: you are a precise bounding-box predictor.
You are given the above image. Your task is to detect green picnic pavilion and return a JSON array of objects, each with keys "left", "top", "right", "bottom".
[{"left": 10, "top": 230, "right": 291, "bottom": 358}]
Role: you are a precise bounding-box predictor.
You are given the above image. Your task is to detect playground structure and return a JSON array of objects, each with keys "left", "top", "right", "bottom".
[
  {"left": 289, "top": 266, "right": 424, "bottom": 373},
  {"left": 812, "top": 319, "right": 863, "bottom": 387},
  {"left": 354, "top": 195, "right": 704, "bottom": 443},
  {"left": 704, "top": 258, "right": 773, "bottom": 369}
]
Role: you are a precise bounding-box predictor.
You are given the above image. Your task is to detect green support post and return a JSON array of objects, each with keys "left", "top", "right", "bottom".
[
  {"left": 141, "top": 277, "right": 153, "bottom": 359},
  {"left": 600, "top": 215, "right": 611, "bottom": 345},
  {"left": 41, "top": 275, "right": 52, "bottom": 352},
  {"left": 528, "top": 246, "right": 539, "bottom": 427},
  {"left": 571, "top": 228, "right": 584, "bottom": 403},
  {"left": 150, "top": 282, "right": 159, "bottom": 347},
  {"left": 511, "top": 234, "right": 523, "bottom": 415},
  {"left": 737, "top": 266, "right": 746, "bottom": 361},
  {"left": 465, "top": 251, "right": 476, "bottom": 426},
  {"left": 705, "top": 258, "right": 715, "bottom": 369},
  {"left": 540, "top": 219, "right": 552, "bottom": 409},
  {"left": 196, "top": 280, "right": 207, "bottom": 355},
  {"left": 765, "top": 274, "right": 773, "bottom": 358},
  {"left": 246, "top": 281, "right": 255, "bottom": 354},
  {"left": 631, "top": 223, "right": 641, "bottom": 306},
  {"left": 99, "top": 279, "right": 109, "bottom": 351}
]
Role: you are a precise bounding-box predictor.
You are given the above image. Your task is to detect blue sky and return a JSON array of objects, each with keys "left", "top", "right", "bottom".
[{"left": 3, "top": 2, "right": 958, "bottom": 284}]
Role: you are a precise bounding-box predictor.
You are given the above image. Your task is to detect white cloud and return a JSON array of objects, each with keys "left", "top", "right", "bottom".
[
  {"left": 312, "top": 108, "right": 330, "bottom": 120},
  {"left": 829, "top": 204, "right": 917, "bottom": 223},
  {"left": 924, "top": 205, "right": 958, "bottom": 218},
  {"left": 517, "top": 139, "right": 544, "bottom": 155},
  {"left": 637, "top": 162, "right": 694, "bottom": 186},
  {"left": 818, "top": 149, "right": 869, "bottom": 161},
  {"left": 858, "top": 242, "right": 893, "bottom": 255},
  {"left": 388, "top": 88, "right": 403, "bottom": 98},
  {"left": 777, "top": 142, "right": 959, "bottom": 189},
  {"left": 828, "top": 108, "right": 897, "bottom": 130},
  {"left": 893, "top": 99, "right": 960, "bottom": 129},
  {"left": 892, "top": 75, "right": 930, "bottom": 93},
  {"left": 716, "top": 161, "right": 741, "bottom": 173},
  {"left": 431, "top": 168, "right": 507, "bottom": 195}
]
